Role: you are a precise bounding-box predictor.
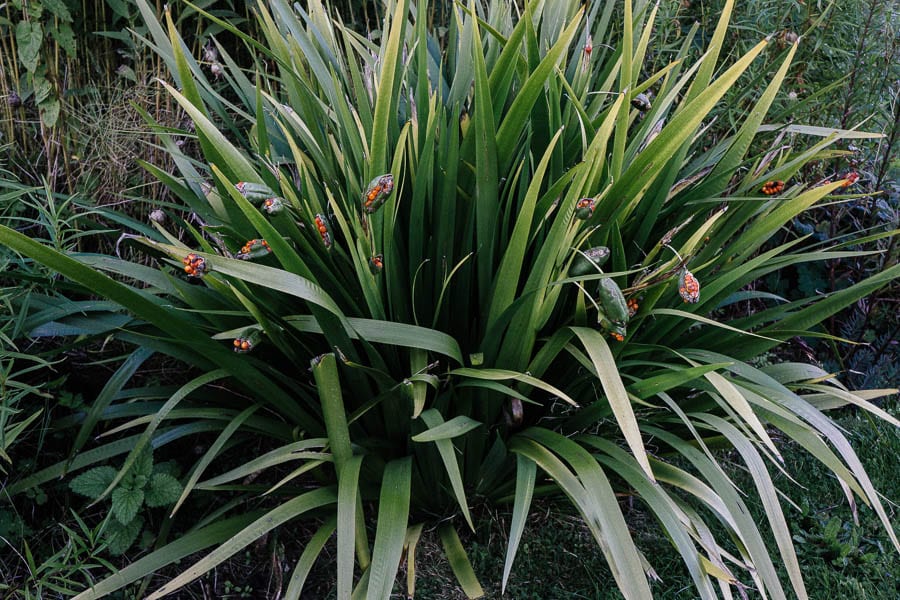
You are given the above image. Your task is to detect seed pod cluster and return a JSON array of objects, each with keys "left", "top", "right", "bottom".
[
  {"left": 314, "top": 214, "right": 332, "bottom": 248},
  {"left": 627, "top": 297, "right": 639, "bottom": 317},
  {"left": 841, "top": 172, "right": 859, "bottom": 188},
  {"left": 362, "top": 174, "right": 395, "bottom": 214},
  {"left": 570, "top": 246, "right": 610, "bottom": 276},
  {"left": 235, "top": 181, "right": 275, "bottom": 201},
  {"left": 232, "top": 328, "right": 262, "bottom": 353},
  {"left": 368, "top": 254, "right": 384, "bottom": 275},
  {"left": 237, "top": 239, "right": 271, "bottom": 259},
  {"left": 574, "top": 197, "right": 596, "bottom": 220},
  {"left": 597, "top": 278, "right": 628, "bottom": 342},
  {"left": 630, "top": 93, "right": 652, "bottom": 112},
  {"left": 760, "top": 180, "right": 785, "bottom": 195},
  {"left": 262, "top": 197, "right": 284, "bottom": 215},
  {"left": 678, "top": 269, "right": 700, "bottom": 304},
  {"left": 182, "top": 253, "right": 207, "bottom": 278}
]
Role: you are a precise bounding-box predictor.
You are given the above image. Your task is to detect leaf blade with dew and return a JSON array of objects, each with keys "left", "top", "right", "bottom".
[
  {"left": 511, "top": 432, "right": 653, "bottom": 599},
  {"left": 368, "top": 0, "right": 409, "bottom": 177},
  {"left": 412, "top": 414, "right": 482, "bottom": 442},
  {"left": 416, "top": 409, "right": 478, "bottom": 531},
  {"left": 439, "top": 523, "right": 485, "bottom": 599},
  {"left": 337, "top": 455, "right": 364, "bottom": 600},
  {"left": 450, "top": 367, "right": 580, "bottom": 408},
  {"left": 502, "top": 454, "right": 536, "bottom": 593},
  {"left": 495, "top": 6, "right": 584, "bottom": 172},
  {"left": 365, "top": 457, "right": 412, "bottom": 600},
  {"left": 570, "top": 327, "right": 654, "bottom": 480},
  {"left": 696, "top": 414, "right": 808, "bottom": 600},
  {"left": 283, "top": 517, "right": 337, "bottom": 600}
]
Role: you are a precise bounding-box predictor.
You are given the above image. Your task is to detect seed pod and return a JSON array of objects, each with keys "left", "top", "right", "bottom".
[
  {"left": 631, "top": 93, "right": 652, "bottom": 112},
  {"left": 368, "top": 254, "right": 384, "bottom": 275},
  {"left": 182, "top": 253, "right": 208, "bottom": 278},
  {"left": 362, "top": 174, "right": 395, "bottom": 214},
  {"left": 678, "top": 268, "right": 700, "bottom": 304},
  {"left": 314, "top": 213, "right": 333, "bottom": 249},
  {"left": 582, "top": 34, "right": 593, "bottom": 73},
  {"left": 262, "top": 197, "right": 284, "bottom": 215},
  {"left": 235, "top": 181, "right": 276, "bottom": 201},
  {"left": 570, "top": 246, "right": 610, "bottom": 276},
  {"left": 574, "top": 197, "right": 596, "bottom": 220},
  {"left": 841, "top": 172, "right": 859, "bottom": 188},
  {"left": 237, "top": 238, "right": 271, "bottom": 260},
  {"left": 760, "top": 180, "right": 785, "bottom": 195},
  {"left": 627, "top": 297, "right": 639, "bottom": 317},
  {"left": 232, "top": 328, "right": 262, "bottom": 354},
  {"left": 504, "top": 397, "right": 524, "bottom": 427},
  {"left": 598, "top": 278, "right": 629, "bottom": 324}
]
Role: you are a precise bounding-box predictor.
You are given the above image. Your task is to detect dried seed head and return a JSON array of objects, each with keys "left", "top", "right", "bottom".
[
  {"left": 203, "top": 43, "right": 219, "bottom": 63},
  {"left": 631, "top": 93, "right": 652, "bottom": 112}
]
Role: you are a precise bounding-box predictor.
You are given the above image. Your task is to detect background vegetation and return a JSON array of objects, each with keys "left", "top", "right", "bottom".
[{"left": 1, "top": 0, "right": 897, "bottom": 598}]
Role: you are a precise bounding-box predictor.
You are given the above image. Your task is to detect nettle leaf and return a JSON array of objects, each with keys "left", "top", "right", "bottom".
[
  {"left": 70, "top": 466, "right": 117, "bottom": 499},
  {"left": 40, "top": 99, "right": 60, "bottom": 128},
  {"left": 105, "top": 0, "right": 132, "bottom": 19},
  {"left": 49, "top": 22, "right": 77, "bottom": 57},
  {"left": 43, "top": 0, "right": 73, "bottom": 22},
  {"left": 105, "top": 515, "right": 144, "bottom": 556},
  {"left": 145, "top": 473, "right": 182, "bottom": 507},
  {"left": 21, "top": 0, "right": 43, "bottom": 19},
  {"left": 33, "top": 77, "right": 52, "bottom": 104},
  {"left": 153, "top": 460, "right": 181, "bottom": 478},
  {"left": 15, "top": 21, "right": 42, "bottom": 73},
  {"left": 134, "top": 449, "right": 154, "bottom": 478},
  {"left": 112, "top": 487, "right": 145, "bottom": 525}
]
